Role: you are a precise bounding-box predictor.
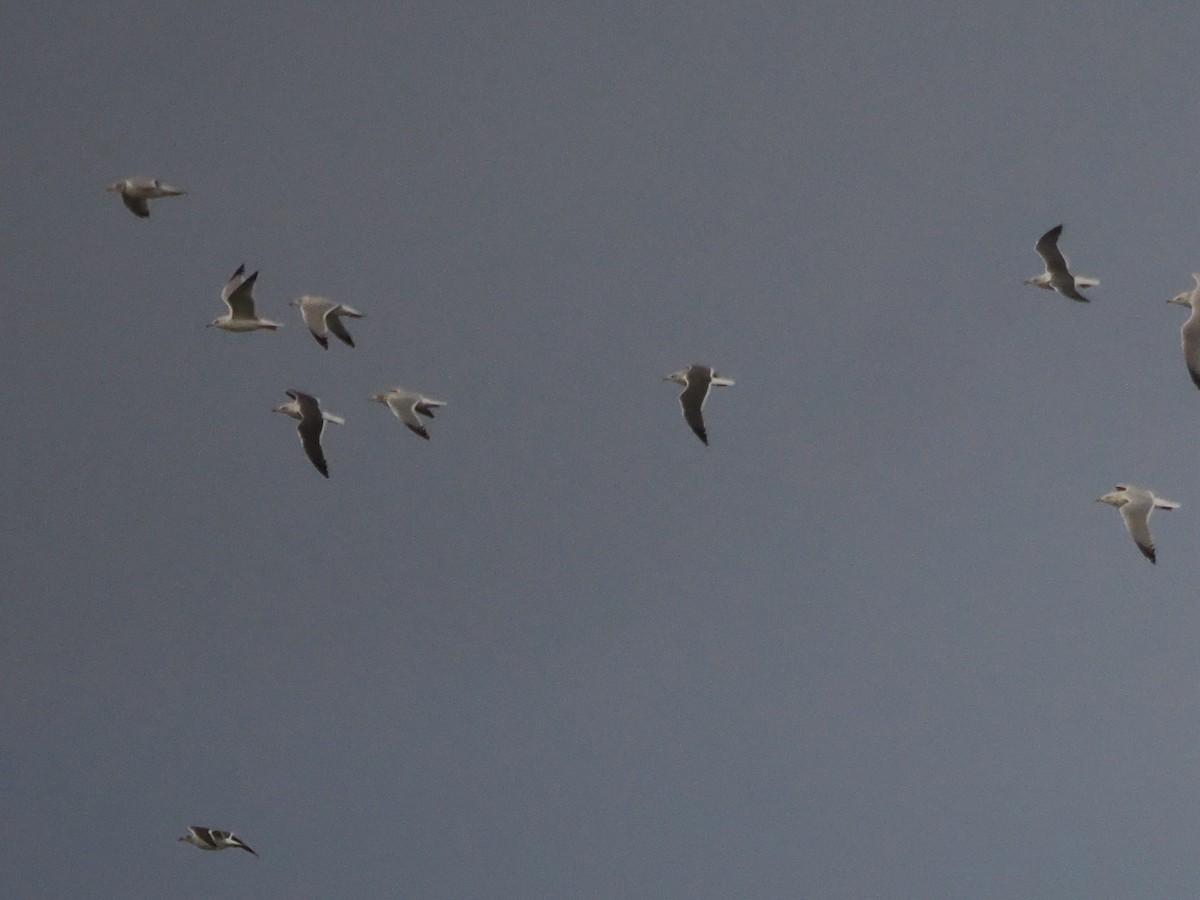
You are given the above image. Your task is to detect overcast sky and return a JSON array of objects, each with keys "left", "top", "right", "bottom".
[{"left": 6, "top": 2, "right": 1200, "bottom": 897}]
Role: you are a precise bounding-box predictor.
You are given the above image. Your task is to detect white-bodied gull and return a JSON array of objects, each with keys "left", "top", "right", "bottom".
[
  {"left": 290, "top": 295, "right": 365, "bottom": 349},
  {"left": 1167, "top": 274, "right": 1200, "bottom": 389},
  {"left": 208, "top": 264, "right": 281, "bottom": 332},
  {"left": 273, "top": 389, "right": 344, "bottom": 478},
  {"left": 178, "top": 826, "right": 257, "bottom": 856},
  {"left": 1024, "top": 224, "right": 1098, "bottom": 303},
  {"left": 105, "top": 176, "right": 185, "bottom": 218},
  {"left": 663, "top": 364, "right": 734, "bottom": 445},
  {"left": 370, "top": 387, "right": 446, "bottom": 440},
  {"left": 1096, "top": 485, "right": 1180, "bottom": 564}
]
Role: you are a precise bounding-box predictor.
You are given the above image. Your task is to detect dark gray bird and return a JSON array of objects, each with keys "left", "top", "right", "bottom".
[
  {"left": 273, "top": 389, "right": 343, "bottom": 477},
  {"left": 178, "top": 826, "right": 257, "bottom": 856},
  {"left": 663, "top": 364, "right": 734, "bottom": 445}
]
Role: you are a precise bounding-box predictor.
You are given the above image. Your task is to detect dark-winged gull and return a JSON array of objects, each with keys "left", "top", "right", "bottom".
[
  {"left": 178, "top": 826, "right": 257, "bottom": 856},
  {"left": 663, "top": 364, "right": 734, "bottom": 445},
  {"left": 105, "top": 176, "right": 185, "bottom": 218},
  {"left": 1167, "top": 275, "right": 1200, "bottom": 389},
  {"left": 290, "top": 295, "right": 365, "bottom": 349},
  {"left": 1096, "top": 485, "right": 1179, "bottom": 564},
  {"left": 1024, "top": 224, "right": 1098, "bottom": 303},
  {"left": 208, "top": 264, "right": 281, "bottom": 332},
  {"left": 370, "top": 387, "right": 446, "bottom": 440},
  {"left": 273, "top": 389, "right": 344, "bottom": 478}
]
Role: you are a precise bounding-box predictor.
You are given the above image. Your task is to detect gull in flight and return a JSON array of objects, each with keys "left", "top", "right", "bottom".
[
  {"left": 1167, "top": 274, "right": 1200, "bottom": 389},
  {"left": 663, "top": 364, "right": 734, "bottom": 445},
  {"left": 370, "top": 387, "right": 446, "bottom": 440},
  {"left": 273, "top": 389, "right": 344, "bottom": 478},
  {"left": 178, "top": 826, "right": 257, "bottom": 856},
  {"left": 1096, "top": 485, "right": 1180, "bottom": 564},
  {"left": 1024, "top": 224, "right": 1098, "bottom": 303},
  {"left": 105, "top": 176, "right": 185, "bottom": 218},
  {"left": 290, "top": 295, "right": 365, "bottom": 349},
  {"left": 208, "top": 264, "right": 281, "bottom": 332}
]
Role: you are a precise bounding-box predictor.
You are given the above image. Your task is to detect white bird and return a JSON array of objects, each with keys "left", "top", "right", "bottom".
[
  {"left": 273, "top": 389, "right": 344, "bottom": 478},
  {"left": 1096, "top": 485, "right": 1180, "bottom": 564},
  {"left": 663, "top": 364, "right": 734, "bottom": 445},
  {"left": 1024, "top": 224, "right": 1098, "bottom": 303},
  {"left": 290, "top": 295, "right": 365, "bottom": 349},
  {"left": 178, "top": 826, "right": 257, "bottom": 856},
  {"left": 105, "top": 176, "right": 185, "bottom": 218},
  {"left": 1167, "top": 274, "right": 1200, "bottom": 389},
  {"left": 208, "top": 264, "right": 281, "bottom": 332},
  {"left": 370, "top": 387, "right": 446, "bottom": 440}
]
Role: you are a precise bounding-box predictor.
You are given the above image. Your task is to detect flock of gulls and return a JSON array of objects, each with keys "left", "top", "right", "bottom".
[
  {"left": 106, "top": 173, "right": 738, "bottom": 858},
  {"left": 105, "top": 173, "right": 1199, "bottom": 859},
  {"left": 1024, "top": 223, "right": 1192, "bottom": 565}
]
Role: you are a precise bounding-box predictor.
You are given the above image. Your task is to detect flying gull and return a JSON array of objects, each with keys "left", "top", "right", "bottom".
[
  {"left": 105, "top": 176, "right": 185, "bottom": 218},
  {"left": 273, "top": 389, "right": 344, "bottom": 478},
  {"left": 1024, "top": 224, "right": 1098, "bottom": 303},
  {"left": 178, "top": 826, "right": 257, "bottom": 856},
  {"left": 1096, "top": 484, "right": 1180, "bottom": 564},
  {"left": 290, "top": 295, "right": 365, "bottom": 349},
  {"left": 663, "top": 364, "right": 734, "bottom": 445},
  {"left": 370, "top": 387, "right": 446, "bottom": 440},
  {"left": 1167, "top": 274, "right": 1200, "bottom": 389},
  {"left": 208, "top": 264, "right": 281, "bottom": 332}
]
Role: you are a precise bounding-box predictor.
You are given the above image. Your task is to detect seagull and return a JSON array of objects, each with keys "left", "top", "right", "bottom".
[
  {"left": 663, "top": 364, "right": 734, "bottom": 445},
  {"left": 178, "top": 826, "right": 257, "bottom": 856},
  {"left": 273, "top": 389, "right": 344, "bottom": 478},
  {"left": 290, "top": 295, "right": 365, "bottom": 349},
  {"left": 1024, "top": 224, "right": 1099, "bottom": 303},
  {"left": 1167, "top": 274, "right": 1200, "bottom": 389},
  {"left": 1096, "top": 485, "right": 1180, "bottom": 564},
  {"left": 105, "top": 176, "right": 185, "bottom": 218},
  {"left": 370, "top": 387, "right": 446, "bottom": 440},
  {"left": 208, "top": 264, "right": 281, "bottom": 332}
]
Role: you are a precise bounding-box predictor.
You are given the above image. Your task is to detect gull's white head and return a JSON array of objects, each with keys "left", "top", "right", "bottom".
[
  {"left": 105, "top": 179, "right": 126, "bottom": 193},
  {"left": 1169, "top": 293, "right": 1196, "bottom": 308},
  {"left": 663, "top": 369, "right": 688, "bottom": 386},
  {"left": 1096, "top": 485, "right": 1130, "bottom": 507},
  {"left": 369, "top": 392, "right": 390, "bottom": 404}
]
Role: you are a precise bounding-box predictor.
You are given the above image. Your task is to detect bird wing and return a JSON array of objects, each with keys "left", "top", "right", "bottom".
[
  {"left": 121, "top": 193, "right": 150, "bottom": 218},
  {"left": 678, "top": 369, "right": 713, "bottom": 445},
  {"left": 189, "top": 827, "right": 219, "bottom": 849},
  {"left": 387, "top": 395, "right": 430, "bottom": 439},
  {"left": 225, "top": 271, "right": 259, "bottom": 319},
  {"left": 299, "top": 298, "right": 332, "bottom": 347},
  {"left": 1119, "top": 495, "right": 1157, "bottom": 563},
  {"left": 221, "top": 264, "right": 246, "bottom": 303},
  {"left": 326, "top": 306, "right": 357, "bottom": 348},
  {"left": 1034, "top": 225, "right": 1070, "bottom": 277},
  {"left": 287, "top": 390, "right": 329, "bottom": 477},
  {"left": 415, "top": 398, "right": 445, "bottom": 419}
]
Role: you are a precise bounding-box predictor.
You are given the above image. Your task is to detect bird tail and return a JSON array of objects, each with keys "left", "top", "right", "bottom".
[
  {"left": 1154, "top": 498, "right": 1180, "bottom": 510},
  {"left": 1074, "top": 276, "right": 1100, "bottom": 288}
]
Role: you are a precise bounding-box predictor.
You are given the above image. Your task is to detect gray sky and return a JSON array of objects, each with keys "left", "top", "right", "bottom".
[{"left": 5, "top": 1, "right": 1200, "bottom": 896}]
